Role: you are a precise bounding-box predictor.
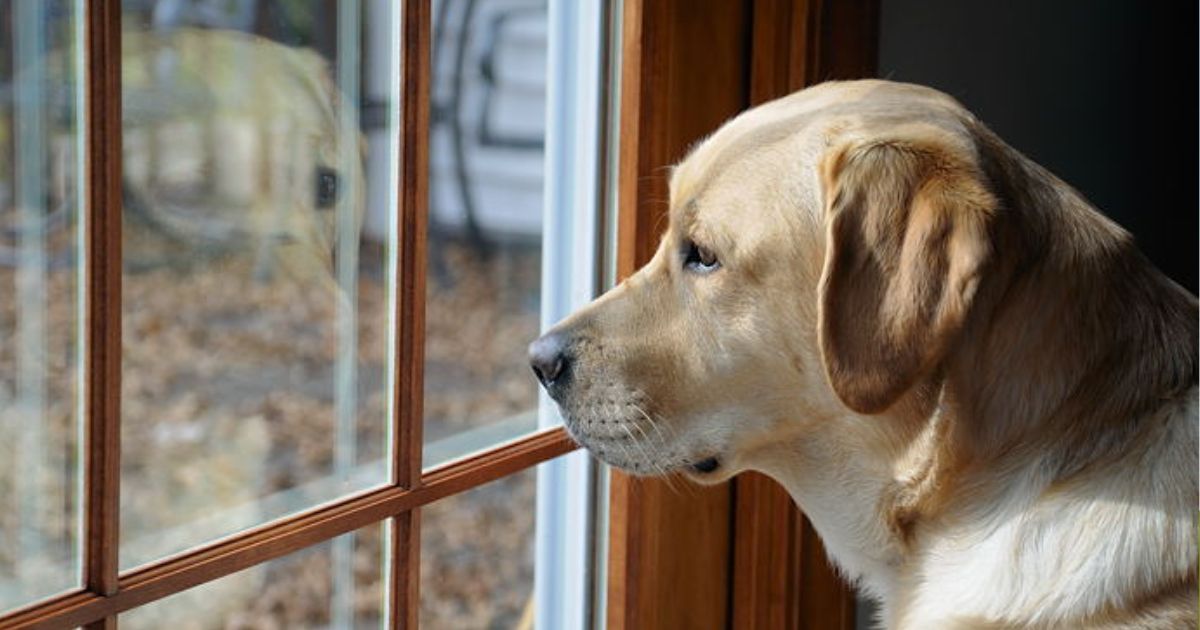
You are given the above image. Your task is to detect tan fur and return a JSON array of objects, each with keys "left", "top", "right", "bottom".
[
  {"left": 537, "top": 80, "right": 1198, "bottom": 628},
  {"left": 818, "top": 131, "right": 996, "bottom": 414}
]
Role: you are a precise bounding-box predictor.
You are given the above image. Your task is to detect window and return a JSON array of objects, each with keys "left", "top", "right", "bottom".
[
  {"left": 0, "top": 0, "right": 615, "bottom": 627},
  {"left": 0, "top": 0, "right": 886, "bottom": 626},
  {"left": 0, "top": 0, "right": 86, "bottom": 610}
]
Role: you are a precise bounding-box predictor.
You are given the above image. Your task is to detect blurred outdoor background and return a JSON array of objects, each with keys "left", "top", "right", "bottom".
[{"left": 0, "top": 0, "right": 550, "bottom": 626}]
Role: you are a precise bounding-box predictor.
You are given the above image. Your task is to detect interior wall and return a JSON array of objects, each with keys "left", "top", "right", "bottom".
[{"left": 878, "top": 0, "right": 1197, "bottom": 291}]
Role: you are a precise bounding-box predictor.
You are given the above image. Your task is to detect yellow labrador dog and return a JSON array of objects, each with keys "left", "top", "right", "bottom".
[{"left": 530, "top": 80, "right": 1197, "bottom": 628}]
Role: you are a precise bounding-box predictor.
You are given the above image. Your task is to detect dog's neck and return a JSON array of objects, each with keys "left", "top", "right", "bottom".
[
  {"left": 751, "top": 407, "right": 930, "bottom": 602},
  {"left": 942, "top": 141, "right": 1198, "bottom": 475},
  {"left": 756, "top": 142, "right": 1198, "bottom": 612},
  {"left": 882, "top": 143, "right": 1198, "bottom": 554}
]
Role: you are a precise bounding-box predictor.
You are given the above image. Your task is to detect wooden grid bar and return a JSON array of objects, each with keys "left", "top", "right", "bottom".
[
  {"left": 391, "top": 0, "right": 431, "bottom": 493},
  {"left": 0, "top": 429, "right": 575, "bottom": 630},
  {"left": 82, "top": 0, "right": 122, "bottom": 610},
  {"left": 81, "top": 3, "right": 122, "bottom": 627},
  {"left": 389, "top": 512, "right": 421, "bottom": 630},
  {"left": 389, "top": 0, "right": 432, "bottom": 627}
]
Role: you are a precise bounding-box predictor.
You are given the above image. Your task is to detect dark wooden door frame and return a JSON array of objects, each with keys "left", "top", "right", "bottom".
[
  {"left": 607, "top": 1, "right": 879, "bottom": 628},
  {"left": 607, "top": 2, "right": 750, "bottom": 627}
]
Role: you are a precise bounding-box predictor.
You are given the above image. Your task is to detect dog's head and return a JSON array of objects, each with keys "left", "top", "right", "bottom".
[{"left": 531, "top": 80, "right": 998, "bottom": 482}]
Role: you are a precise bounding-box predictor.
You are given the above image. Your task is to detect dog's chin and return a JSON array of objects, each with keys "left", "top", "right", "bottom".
[
  {"left": 586, "top": 447, "right": 734, "bottom": 483},
  {"left": 561, "top": 414, "right": 735, "bottom": 482},
  {"left": 562, "top": 423, "right": 672, "bottom": 477}
]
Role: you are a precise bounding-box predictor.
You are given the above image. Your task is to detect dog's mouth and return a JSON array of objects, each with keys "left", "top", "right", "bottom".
[
  {"left": 553, "top": 392, "right": 726, "bottom": 479},
  {"left": 563, "top": 416, "right": 722, "bottom": 479},
  {"left": 679, "top": 455, "right": 731, "bottom": 484}
]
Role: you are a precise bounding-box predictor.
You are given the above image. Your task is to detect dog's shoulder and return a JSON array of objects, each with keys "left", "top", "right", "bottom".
[{"left": 895, "top": 388, "right": 1197, "bottom": 628}]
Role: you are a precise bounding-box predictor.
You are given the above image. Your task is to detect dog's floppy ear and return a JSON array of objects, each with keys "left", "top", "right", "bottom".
[{"left": 817, "top": 135, "right": 995, "bottom": 414}]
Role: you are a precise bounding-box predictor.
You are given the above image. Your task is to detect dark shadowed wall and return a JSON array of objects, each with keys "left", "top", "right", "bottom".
[{"left": 878, "top": 0, "right": 1198, "bottom": 291}]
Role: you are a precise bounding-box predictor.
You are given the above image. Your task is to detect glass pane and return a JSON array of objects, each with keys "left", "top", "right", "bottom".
[
  {"left": 119, "top": 1, "right": 400, "bottom": 568},
  {"left": 0, "top": 0, "right": 84, "bottom": 611},
  {"left": 421, "top": 468, "right": 536, "bottom": 627},
  {"left": 122, "top": 523, "right": 385, "bottom": 629},
  {"left": 423, "top": 0, "right": 546, "bottom": 469}
]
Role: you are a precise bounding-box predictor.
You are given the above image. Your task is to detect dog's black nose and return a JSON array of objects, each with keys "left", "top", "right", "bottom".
[{"left": 529, "top": 332, "right": 569, "bottom": 388}]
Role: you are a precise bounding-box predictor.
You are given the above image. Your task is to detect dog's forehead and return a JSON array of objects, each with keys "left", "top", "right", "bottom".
[{"left": 668, "top": 80, "right": 969, "bottom": 211}]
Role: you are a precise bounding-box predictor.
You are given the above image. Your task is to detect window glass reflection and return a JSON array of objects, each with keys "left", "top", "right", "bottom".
[
  {"left": 423, "top": 0, "right": 547, "bottom": 469},
  {"left": 119, "top": 0, "right": 399, "bottom": 569},
  {"left": 0, "top": 0, "right": 84, "bottom": 612}
]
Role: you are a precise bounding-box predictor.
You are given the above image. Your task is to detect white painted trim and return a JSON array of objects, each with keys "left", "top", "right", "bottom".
[{"left": 535, "top": 0, "right": 609, "bottom": 627}]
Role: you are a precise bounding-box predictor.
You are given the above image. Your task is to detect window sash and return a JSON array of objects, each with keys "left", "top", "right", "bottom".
[
  {"left": 0, "top": 429, "right": 574, "bottom": 628},
  {"left": 0, "top": 1, "right": 581, "bottom": 628}
]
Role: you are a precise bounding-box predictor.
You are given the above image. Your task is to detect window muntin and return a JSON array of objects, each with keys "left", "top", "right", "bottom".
[
  {"left": 0, "top": 0, "right": 85, "bottom": 610},
  {"left": 117, "top": 1, "right": 399, "bottom": 568},
  {"left": 120, "top": 523, "right": 385, "bottom": 628}
]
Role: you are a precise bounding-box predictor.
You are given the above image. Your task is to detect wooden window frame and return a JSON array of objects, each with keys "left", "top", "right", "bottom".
[
  {"left": 606, "top": 1, "right": 879, "bottom": 628},
  {"left": 1, "top": 2, "right": 577, "bottom": 628}
]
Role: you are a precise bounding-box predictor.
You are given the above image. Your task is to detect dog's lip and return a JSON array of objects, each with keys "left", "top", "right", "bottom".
[{"left": 561, "top": 415, "right": 724, "bottom": 478}]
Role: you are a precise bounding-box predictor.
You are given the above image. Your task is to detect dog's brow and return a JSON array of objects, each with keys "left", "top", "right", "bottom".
[{"left": 674, "top": 198, "right": 699, "bottom": 231}]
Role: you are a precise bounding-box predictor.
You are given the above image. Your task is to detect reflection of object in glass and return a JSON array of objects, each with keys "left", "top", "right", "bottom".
[
  {"left": 423, "top": 0, "right": 548, "bottom": 468},
  {"left": 118, "top": 5, "right": 390, "bottom": 571},
  {"left": 475, "top": 2, "right": 546, "bottom": 152},
  {"left": 121, "top": 27, "right": 363, "bottom": 284},
  {"left": 0, "top": 0, "right": 83, "bottom": 612},
  {"left": 429, "top": 0, "right": 547, "bottom": 255},
  {"left": 150, "top": 0, "right": 258, "bottom": 32},
  {"left": 0, "top": 5, "right": 82, "bottom": 272}
]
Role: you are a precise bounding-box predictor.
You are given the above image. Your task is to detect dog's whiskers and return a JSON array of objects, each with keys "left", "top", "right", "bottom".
[
  {"left": 626, "top": 417, "right": 659, "bottom": 472},
  {"left": 617, "top": 422, "right": 646, "bottom": 473},
  {"left": 628, "top": 404, "right": 676, "bottom": 482},
  {"left": 631, "top": 402, "right": 671, "bottom": 451},
  {"left": 628, "top": 399, "right": 695, "bottom": 494}
]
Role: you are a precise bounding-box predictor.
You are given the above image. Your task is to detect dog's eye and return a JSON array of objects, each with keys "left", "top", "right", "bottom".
[
  {"left": 316, "top": 166, "right": 339, "bottom": 209},
  {"left": 683, "top": 241, "right": 720, "bottom": 273}
]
